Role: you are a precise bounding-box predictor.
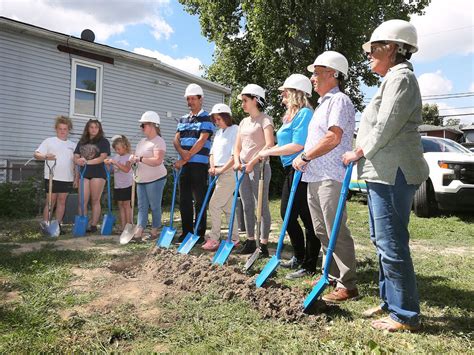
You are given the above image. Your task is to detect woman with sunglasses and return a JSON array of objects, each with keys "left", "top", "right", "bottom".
[
  {"left": 129, "top": 111, "right": 167, "bottom": 241},
  {"left": 342, "top": 20, "right": 429, "bottom": 332},
  {"left": 74, "top": 119, "right": 111, "bottom": 233}
]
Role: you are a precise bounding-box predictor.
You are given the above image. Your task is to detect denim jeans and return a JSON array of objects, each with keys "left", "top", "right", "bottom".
[
  {"left": 367, "top": 168, "right": 420, "bottom": 326},
  {"left": 137, "top": 177, "right": 166, "bottom": 229}
]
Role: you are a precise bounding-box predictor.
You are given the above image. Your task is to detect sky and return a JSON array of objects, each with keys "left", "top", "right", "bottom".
[{"left": 1, "top": 0, "right": 473, "bottom": 125}]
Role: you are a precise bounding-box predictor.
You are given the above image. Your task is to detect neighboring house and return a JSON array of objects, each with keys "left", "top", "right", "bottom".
[
  {"left": 0, "top": 17, "right": 231, "bottom": 182},
  {"left": 460, "top": 124, "right": 474, "bottom": 150},
  {"left": 418, "top": 124, "right": 464, "bottom": 142}
]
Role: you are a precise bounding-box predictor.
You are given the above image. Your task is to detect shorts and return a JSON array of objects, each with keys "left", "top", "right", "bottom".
[
  {"left": 114, "top": 186, "right": 132, "bottom": 201},
  {"left": 44, "top": 179, "right": 73, "bottom": 193}
]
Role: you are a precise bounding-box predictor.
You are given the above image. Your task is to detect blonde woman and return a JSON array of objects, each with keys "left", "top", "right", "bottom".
[{"left": 259, "top": 74, "right": 321, "bottom": 279}]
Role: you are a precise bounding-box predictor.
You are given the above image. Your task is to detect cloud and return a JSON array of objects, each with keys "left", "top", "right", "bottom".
[
  {"left": 410, "top": 0, "right": 474, "bottom": 61},
  {"left": 469, "top": 82, "right": 474, "bottom": 92},
  {"left": 0, "top": 0, "right": 173, "bottom": 41},
  {"left": 418, "top": 70, "right": 453, "bottom": 96},
  {"left": 115, "top": 39, "right": 129, "bottom": 47},
  {"left": 133, "top": 47, "right": 203, "bottom": 76}
]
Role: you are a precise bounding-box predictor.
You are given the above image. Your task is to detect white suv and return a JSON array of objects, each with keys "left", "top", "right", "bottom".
[{"left": 413, "top": 136, "right": 474, "bottom": 217}]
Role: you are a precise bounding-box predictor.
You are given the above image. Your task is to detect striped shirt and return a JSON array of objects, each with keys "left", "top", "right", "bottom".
[{"left": 177, "top": 109, "right": 215, "bottom": 164}]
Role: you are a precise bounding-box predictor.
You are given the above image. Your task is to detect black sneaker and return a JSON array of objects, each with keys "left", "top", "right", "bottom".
[
  {"left": 196, "top": 236, "right": 205, "bottom": 244},
  {"left": 87, "top": 225, "right": 98, "bottom": 233},
  {"left": 176, "top": 234, "right": 186, "bottom": 244},
  {"left": 59, "top": 224, "right": 65, "bottom": 235},
  {"left": 281, "top": 256, "right": 302, "bottom": 269},
  {"left": 285, "top": 268, "right": 313, "bottom": 280},
  {"left": 237, "top": 239, "right": 256, "bottom": 254},
  {"left": 259, "top": 243, "right": 269, "bottom": 258}
]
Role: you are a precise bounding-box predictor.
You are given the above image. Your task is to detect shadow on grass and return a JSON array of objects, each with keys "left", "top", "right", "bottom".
[
  {"left": 356, "top": 257, "right": 474, "bottom": 334},
  {"left": 0, "top": 247, "right": 102, "bottom": 274}
]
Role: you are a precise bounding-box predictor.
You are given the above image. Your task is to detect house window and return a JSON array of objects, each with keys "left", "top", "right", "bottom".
[{"left": 70, "top": 59, "right": 103, "bottom": 119}]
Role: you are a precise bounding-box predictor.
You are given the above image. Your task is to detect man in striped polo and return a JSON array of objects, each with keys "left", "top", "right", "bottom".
[{"left": 174, "top": 83, "right": 215, "bottom": 243}]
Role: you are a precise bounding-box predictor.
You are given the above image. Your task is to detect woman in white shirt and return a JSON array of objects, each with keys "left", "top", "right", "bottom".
[
  {"left": 34, "top": 116, "right": 77, "bottom": 234},
  {"left": 202, "top": 104, "right": 239, "bottom": 251}
]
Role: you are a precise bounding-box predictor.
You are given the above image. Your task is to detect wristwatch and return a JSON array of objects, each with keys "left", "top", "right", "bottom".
[
  {"left": 139, "top": 156, "right": 143, "bottom": 163},
  {"left": 301, "top": 152, "right": 311, "bottom": 163}
]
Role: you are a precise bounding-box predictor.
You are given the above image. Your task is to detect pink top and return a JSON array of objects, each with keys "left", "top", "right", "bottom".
[
  {"left": 238, "top": 113, "right": 274, "bottom": 163},
  {"left": 112, "top": 154, "right": 133, "bottom": 189},
  {"left": 134, "top": 136, "right": 167, "bottom": 183}
]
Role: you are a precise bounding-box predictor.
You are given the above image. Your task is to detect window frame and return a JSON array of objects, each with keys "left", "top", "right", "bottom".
[{"left": 69, "top": 58, "right": 103, "bottom": 120}]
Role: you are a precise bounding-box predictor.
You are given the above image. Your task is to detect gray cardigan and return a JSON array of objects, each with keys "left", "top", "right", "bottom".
[{"left": 356, "top": 61, "right": 429, "bottom": 185}]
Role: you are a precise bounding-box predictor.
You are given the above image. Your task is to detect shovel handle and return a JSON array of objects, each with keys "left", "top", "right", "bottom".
[
  {"left": 104, "top": 164, "right": 113, "bottom": 214},
  {"left": 225, "top": 168, "right": 246, "bottom": 242},
  {"left": 192, "top": 174, "right": 219, "bottom": 235},
  {"left": 321, "top": 162, "right": 353, "bottom": 278},
  {"left": 255, "top": 160, "right": 265, "bottom": 248},
  {"left": 47, "top": 163, "right": 54, "bottom": 222},
  {"left": 78, "top": 164, "right": 87, "bottom": 216},
  {"left": 169, "top": 168, "right": 182, "bottom": 228},
  {"left": 130, "top": 163, "right": 137, "bottom": 224}
]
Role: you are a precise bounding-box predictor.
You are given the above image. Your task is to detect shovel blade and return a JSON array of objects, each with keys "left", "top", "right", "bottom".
[
  {"left": 101, "top": 214, "right": 116, "bottom": 235},
  {"left": 45, "top": 220, "right": 60, "bottom": 238},
  {"left": 157, "top": 226, "right": 176, "bottom": 248},
  {"left": 177, "top": 232, "right": 200, "bottom": 254},
  {"left": 303, "top": 277, "right": 329, "bottom": 311},
  {"left": 119, "top": 223, "right": 135, "bottom": 245},
  {"left": 73, "top": 215, "right": 88, "bottom": 237},
  {"left": 256, "top": 255, "right": 280, "bottom": 287},
  {"left": 243, "top": 248, "right": 260, "bottom": 272},
  {"left": 212, "top": 241, "right": 234, "bottom": 265}
]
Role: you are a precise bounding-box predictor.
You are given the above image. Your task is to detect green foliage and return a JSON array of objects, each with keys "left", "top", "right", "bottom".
[
  {"left": 0, "top": 178, "right": 43, "bottom": 218},
  {"left": 180, "top": 0, "right": 429, "bottom": 126},
  {"left": 422, "top": 103, "right": 441, "bottom": 126},
  {"left": 444, "top": 118, "right": 461, "bottom": 127}
]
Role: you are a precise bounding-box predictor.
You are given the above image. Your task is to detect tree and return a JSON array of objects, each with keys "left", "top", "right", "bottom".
[
  {"left": 422, "top": 103, "right": 441, "bottom": 126},
  {"left": 444, "top": 118, "right": 460, "bottom": 127},
  {"left": 179, "top": 0, "right": 429, "bottom": 125}
]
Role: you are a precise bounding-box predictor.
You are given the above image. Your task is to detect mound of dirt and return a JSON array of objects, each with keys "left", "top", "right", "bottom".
[{"left": 109, "top": 248, "right": 329, "bottom": 323}]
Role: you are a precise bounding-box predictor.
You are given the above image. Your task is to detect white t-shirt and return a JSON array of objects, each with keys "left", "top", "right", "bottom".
[
  {"left": 36, "top": 137, "right": 77, "bottom": 181},
  {"left": 210, "top": 125, "right": 238, "bottom": 166}
]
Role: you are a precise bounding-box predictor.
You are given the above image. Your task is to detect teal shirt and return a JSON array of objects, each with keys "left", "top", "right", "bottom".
[{"left": 276, "top": 107, "right": 313, "bottom": 167}]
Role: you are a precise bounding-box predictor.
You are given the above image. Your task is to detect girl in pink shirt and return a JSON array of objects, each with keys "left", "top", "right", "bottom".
[{"left": 105, "top": 135, "right": 133, "bottom": 231}]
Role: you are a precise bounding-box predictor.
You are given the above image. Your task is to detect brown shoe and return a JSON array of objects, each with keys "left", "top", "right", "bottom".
[
  {"left": 371, "top": 316, "right": 421, "bottom": 332},
  {"left": 322, "top": 287, "right": 359, "bottom": 303}
]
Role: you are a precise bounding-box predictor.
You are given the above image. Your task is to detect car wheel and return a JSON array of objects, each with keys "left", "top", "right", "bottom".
[{"left": 413, "top": 179, "right": 435, "bottom": 217}]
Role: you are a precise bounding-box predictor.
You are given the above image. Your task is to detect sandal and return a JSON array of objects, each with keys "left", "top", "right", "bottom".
[
  {"left": 362, "top": 306, "right": 386, "bottom": 318},
  {"left": 371, "top": 316, "right": 420, "bottom": 332}
]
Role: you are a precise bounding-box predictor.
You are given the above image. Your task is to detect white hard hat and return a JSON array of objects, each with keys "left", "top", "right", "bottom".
[
  {"left": 362, "top": 19, "right": 418, "bottom": 54},
  {"left": 210, "top": 103, "right": 232, "bottom": 115},
  {"left": 237, "top": 84, "right": 266, "bottom": 100},
  {"left": 139, "top": 111, "right": 160, "bottom": 125},
  {"left": 307, "top": 51, "right": 349, "bottom": 79},
  {"left": 278, "top": 74, "right": 312, "bottom": 96},
  {"left": 184, "top": 83, "right": 204, "bottom": 97}
]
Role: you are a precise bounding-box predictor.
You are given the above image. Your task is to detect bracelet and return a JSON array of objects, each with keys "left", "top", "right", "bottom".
[{"left": 301, "top": 152, "right": 311, "bottom": 163}]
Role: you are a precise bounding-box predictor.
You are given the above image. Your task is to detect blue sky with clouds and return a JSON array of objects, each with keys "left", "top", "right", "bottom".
[{"left": 2, "top": 0, "right": 473, "bottom": 124}]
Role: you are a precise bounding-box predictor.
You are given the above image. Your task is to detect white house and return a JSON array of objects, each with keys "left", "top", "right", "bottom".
[{"left": 0, "top": 17, "right": 231, "bottom": 182}]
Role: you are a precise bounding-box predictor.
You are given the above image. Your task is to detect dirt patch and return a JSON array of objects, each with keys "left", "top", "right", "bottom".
[
  {"left": 64, "top": 248, "right": 327, "bottom": 324},
  {"left": 139, "top": 248, "right": 327, "bottom": 323}
]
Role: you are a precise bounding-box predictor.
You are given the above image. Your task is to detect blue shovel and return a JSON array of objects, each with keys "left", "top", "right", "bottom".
[
  {"left": 303, "top": 162, "right": 353, "bottom": 311},
  {"left": 73, "top": 165, "right": 88, "bottom": 237},
  {"left": 157, "top": 168, "right": 182, "bottom": 248},
  {"left": 101, "top": 164, "right": 116, "bottom": 235},
  {"left": 212, "top": 169, "right": 246, "bottom": 265},
  {"left": 177, "top": 175, "right": 219, "bottom": 254},
  {"left": 256, "top": 169, "right": 302, "bottom": 287}
]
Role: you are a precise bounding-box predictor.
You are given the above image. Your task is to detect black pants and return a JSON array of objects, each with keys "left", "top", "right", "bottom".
[
  {"left": 280, "top": 165, "right": 321, "bottom": 272},
  {"left": 179, "top": 163, "right": 208, "bottom": 237}
]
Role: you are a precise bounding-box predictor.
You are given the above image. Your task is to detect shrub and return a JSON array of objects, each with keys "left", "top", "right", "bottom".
[{"left": 0, "top": 178, "right": 43, "bottom": 218}]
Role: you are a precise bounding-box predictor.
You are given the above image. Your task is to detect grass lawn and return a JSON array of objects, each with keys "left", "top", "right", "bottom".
[{"left": 0, "top": 197, "right": 472, "bottom": 352}]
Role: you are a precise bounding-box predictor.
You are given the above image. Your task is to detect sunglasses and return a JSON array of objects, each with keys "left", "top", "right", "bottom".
[
  {"left": 140, "top": 123, "right": 146, "bottom": 129},
  {"left": 368, "top": 41, "right": 389, "bottom": 55}
]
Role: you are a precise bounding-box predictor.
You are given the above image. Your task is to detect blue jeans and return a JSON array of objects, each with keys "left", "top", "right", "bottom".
[
  {"left": 366, "top": 169, "right": 420, "bottom": 326},
  {"left": 137, "top": 177, "right": 166, "bottom": 230}
]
